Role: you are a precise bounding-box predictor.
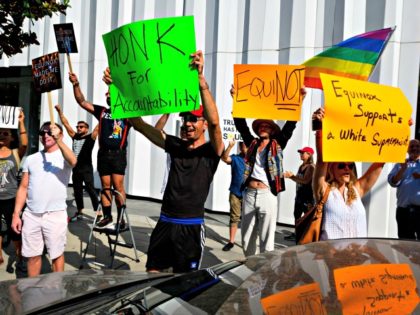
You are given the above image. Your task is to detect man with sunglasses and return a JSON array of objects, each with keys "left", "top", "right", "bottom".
[
  {"left": 388, "top": 139, "right": 420, "bottom": 239},
  {"left": 55, "top": 105, "right": 99, "bottom": 222},
  {"left": 68, "top": 72, "right": 132, "bottom": 229},
  {"left": 11, "top": 122, "right": 77, "bottom": 277},
  {"left": 107, "top": 50, "right": 224, "bottom": 272}
]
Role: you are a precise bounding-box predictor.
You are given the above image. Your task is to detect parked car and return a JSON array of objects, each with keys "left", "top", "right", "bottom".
[{"left": 0, "top": 238, "right": 419, "bottom": 314}]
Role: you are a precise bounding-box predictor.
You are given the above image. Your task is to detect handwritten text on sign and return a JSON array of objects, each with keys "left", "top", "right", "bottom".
[
  {"left": 102, "top": 16, "right": 198, "bottom": 119},
  {"left": 31, "top": 52, "right": 62, "bottom": 93},
  {"left": 0, "top": 105, "right": 19, "bottom": 128},
  {"left": 232, "top": 64, "right": 305, "bottom": 121},
  {"left": 334, "top": 264, "right": 420, "bottom": 315},
  {"left": 260, "top": 282, "right": 327, "bottom": 315},
  {"left": 321, "top": 73, "right": 412, "bottom": 162}
]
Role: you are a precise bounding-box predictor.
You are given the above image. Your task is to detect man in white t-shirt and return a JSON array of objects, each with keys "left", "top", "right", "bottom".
[{"left": 12, "top": 121, "right": 77, "bottom": 277}]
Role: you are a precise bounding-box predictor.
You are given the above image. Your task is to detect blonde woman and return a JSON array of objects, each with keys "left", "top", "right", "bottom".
[{"left": 312, "top": 108, "right": 384, "bottom": 239}]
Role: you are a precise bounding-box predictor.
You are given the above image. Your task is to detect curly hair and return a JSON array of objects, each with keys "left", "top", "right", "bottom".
[{"left": 326, "top": 163, "right": 358, "bottom": 205}]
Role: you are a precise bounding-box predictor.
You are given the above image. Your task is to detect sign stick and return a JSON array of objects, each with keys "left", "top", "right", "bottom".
[
  {"left": 47, "top": 92, "right": 55, "bottom": 125},
  {"left": 66, "top": 53, "right": 74, "bottom": 73}
]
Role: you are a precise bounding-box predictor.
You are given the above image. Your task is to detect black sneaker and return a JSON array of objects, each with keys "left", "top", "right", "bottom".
[
  {"left": 116, "top": 219, "right": 126, "bottom": 231},
  {"left": 222, "top": 242, "right": 234, "bottom": 251},
  {"left": 96, "top": 216, "right": 113, "bottom": 229},
  {"left": 94, "top": 214, "right": 103, "bottom": 224}
]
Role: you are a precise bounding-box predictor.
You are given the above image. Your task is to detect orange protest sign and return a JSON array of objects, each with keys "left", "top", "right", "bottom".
[
  {"left": 232, "top": 64, "right": 305, "bottom": 121},
  {"left": 260, "top": 282, "right": 327, "bottom": 314},
  {"left": 334, "top": 264, "right": 420, "bottom": 315},
  {"left": 321, "top": 73, "right": 412, "bottom": 162}
]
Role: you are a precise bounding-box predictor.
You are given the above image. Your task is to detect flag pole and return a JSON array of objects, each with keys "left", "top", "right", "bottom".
[{"left": 47, "top": 91, "right": 55, "bottom": 125}]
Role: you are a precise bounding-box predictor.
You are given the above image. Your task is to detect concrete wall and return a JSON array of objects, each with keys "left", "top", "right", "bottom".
[{"left": 2, "top": 0, "right": 419, "bottom": 237}]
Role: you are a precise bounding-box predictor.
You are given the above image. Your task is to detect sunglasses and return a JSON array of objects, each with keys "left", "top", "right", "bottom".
[
  {"left": 182, "top": 115, "right": 205, "bottom": 123},
  {"left": 0, "top": 131, "right": 11, "bottom": 136},
  {"left": 76, "top": 125, "right": 86, "bottom": 129},
  {"left": 337, "top": 163, "right": 355, "bottom": 170},
  {"left": 38, "top": 130, "right": 52, "bottom": 136}
]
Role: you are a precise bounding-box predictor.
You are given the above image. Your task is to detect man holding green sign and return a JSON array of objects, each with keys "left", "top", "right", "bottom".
[{"left": 104, "top": 49, "right": 224, "bottom": 272}]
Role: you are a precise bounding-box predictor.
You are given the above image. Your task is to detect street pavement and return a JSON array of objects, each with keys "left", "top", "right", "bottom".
[{"left": 0, "top": 188, "right": 295, "bottom": 280}]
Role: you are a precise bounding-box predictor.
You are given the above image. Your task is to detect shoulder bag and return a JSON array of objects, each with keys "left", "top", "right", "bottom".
[{"left": 295, "top": 185, "right": 330, "bottom": 245}]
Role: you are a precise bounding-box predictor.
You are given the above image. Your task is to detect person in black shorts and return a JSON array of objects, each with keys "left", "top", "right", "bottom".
[
  {"left": 68, "top": 73, "right": 131, "bottom": 229},
  {"left": 104, "top": 50, "right": 224, "bottom": 272},
  {"left": 55, "top": 105, "right": 100, "bottom": 221}
]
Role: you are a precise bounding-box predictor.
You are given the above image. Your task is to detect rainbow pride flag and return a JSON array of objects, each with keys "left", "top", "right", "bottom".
[{"left": 303, "top": 27, "right": 395, "bottom": 89}]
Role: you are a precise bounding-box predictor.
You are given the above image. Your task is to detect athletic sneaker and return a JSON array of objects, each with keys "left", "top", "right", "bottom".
[
  {"left": 222, "top": 242, "right": 234, "bottom": 251},
  {"left": 96, "top": 216, "right": 113, "bottom": 229},
  {"left": 69, "top": 212, "right": 83, "bottom": 222}
]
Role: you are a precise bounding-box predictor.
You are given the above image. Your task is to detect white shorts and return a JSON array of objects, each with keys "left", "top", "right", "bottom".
[{"left": 22, "top": 210, "right": 67, "bottom": 260}]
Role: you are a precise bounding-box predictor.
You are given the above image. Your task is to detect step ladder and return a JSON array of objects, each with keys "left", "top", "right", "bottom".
[{"left": 79, "top": 189, "right": 140, "bottom": 269}]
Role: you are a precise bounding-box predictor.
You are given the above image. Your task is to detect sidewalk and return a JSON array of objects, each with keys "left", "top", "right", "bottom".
[{"left": 0, "top": 189, "right": 295, "bottom": 280}]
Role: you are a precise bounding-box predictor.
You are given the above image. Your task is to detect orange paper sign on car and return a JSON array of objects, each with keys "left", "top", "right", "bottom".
[
  {"left": 334, "top": 263, "right": 420, "bottom": 315},
  {"left": 260, "top": 282, "right": 327, "bottom": 315}
]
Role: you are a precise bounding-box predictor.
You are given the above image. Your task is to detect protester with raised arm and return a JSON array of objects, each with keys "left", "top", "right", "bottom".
[
  {"left": 231, "top": 85, "right": 306, "bottom": 256},
  {"left": 68, "top": 72, "right": 131, "bottom": 229},
  {"left": 55, "top": 105, "right": 99, "bottom": 222},
  {"left": 312, "top": 107, "right": 384, "bottom": 239},
  {"left": 12, "top": 121, "right": 76, "bottom": 277},
  {"left": 221, "top": 139, "right": 246, "bottom": 251},
  {"left": 103, "top": 50, "right": 224, "bottom": 272}
]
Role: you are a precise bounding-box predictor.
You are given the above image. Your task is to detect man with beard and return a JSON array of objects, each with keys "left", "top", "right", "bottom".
[
  {"left": 55, "top": 105, "right": 99, "bottom": 221},
  {"left": 68, "top": 73, "right": 131, "bottom": 229}
]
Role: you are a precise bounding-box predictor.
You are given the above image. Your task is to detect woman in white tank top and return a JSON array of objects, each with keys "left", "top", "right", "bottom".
[{"left": 312, "top": 108, "right": 385, "bottom": 240}]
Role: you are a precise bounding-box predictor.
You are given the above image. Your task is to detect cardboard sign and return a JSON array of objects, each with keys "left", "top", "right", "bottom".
[
  {"left": 0, "top": 105, "right": 20, "bottom": 128},
  {"left": 232, "top": 64, "right": 305, "bottom": 121},
  {"left": 260, "top": 282, "right": 327, "bottom": 314},
  {"left": 221, "top": 118, "right": 242, "bottom": 141},
  {"left": 321, "top": 73, "right": 412, "bottom": 162},
  {"left": 53, "top": 23, "right": 78, "bottom": 53},
  {"left": 102, "top": 16, "right": 199, "bottom": 119},
  {"left": 334, "top": 264, "right": 420, "bottom": 315},
  {"left": 32, "top": 52, "right": 62, "bottom": 93}
]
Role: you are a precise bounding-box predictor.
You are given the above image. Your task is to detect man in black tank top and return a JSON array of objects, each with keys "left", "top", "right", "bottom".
[
  {"left": 56, "top": 106, "right": 99, "bottom": 221},
  {"left": 117, "top": 50, "right": 224, "bottom": 272}
]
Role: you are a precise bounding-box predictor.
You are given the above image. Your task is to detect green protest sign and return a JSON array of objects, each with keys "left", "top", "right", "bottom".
[{"left": 102, "top": 16, "right": 199, "bottom": 118}]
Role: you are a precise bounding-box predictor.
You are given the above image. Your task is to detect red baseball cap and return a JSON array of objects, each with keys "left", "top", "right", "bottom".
[
  {"left": 179, "top": 105, "right": 204, "bottom": 118},
  {"left": 297, "top": 146, "right": 314, "bottom": 155}
]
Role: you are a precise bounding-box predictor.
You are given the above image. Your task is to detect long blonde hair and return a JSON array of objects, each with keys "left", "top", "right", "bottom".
[{"left": 326, "top": 163, "right": 358, "bottom": 205}]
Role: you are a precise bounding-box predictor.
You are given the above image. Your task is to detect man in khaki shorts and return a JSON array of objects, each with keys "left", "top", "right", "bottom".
[{"left": 12, "top": 122, "right": 77, "bottom": 277}]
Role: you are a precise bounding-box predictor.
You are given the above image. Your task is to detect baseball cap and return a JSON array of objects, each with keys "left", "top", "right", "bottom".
[
  {"left": 297, "top": 146, "right": 314, "bottom": 155},
  {"left": 179, "top": 105, "right": 204, "bottom": 118}
]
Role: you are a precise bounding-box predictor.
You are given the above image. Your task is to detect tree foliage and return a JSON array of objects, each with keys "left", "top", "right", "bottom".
[{"left": 0, "top": 0, "right": 70, "bottom": 58}]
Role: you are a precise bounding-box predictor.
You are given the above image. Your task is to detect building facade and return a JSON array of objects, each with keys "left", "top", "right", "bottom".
[{"left": 1, "top": 0, "right": 419, "bottom": 237}]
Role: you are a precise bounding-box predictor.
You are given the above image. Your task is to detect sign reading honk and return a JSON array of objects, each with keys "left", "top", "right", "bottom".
[{"left": 321, "top": 73, "right": 412, "bottom": 162}]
